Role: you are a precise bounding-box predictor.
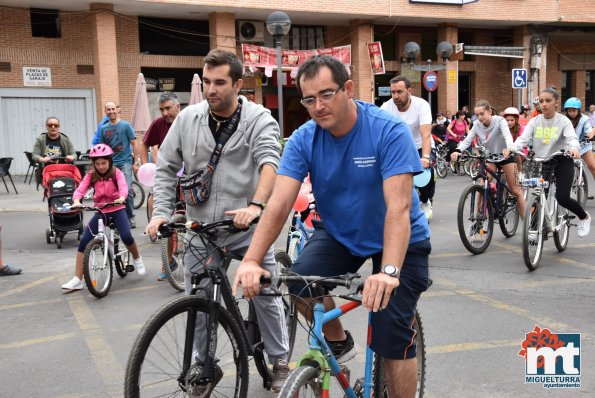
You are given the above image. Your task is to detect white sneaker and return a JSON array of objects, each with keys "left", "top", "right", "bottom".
[
  {"left": 577, "top": 214, "right": 591, "bottom": 238},
  {"left": 61, "top": 276, "right": 84, "bottom": 290},
  {"left": 134, "top": 257, "right": 147, "bottom": 276},
  {"left": 420, "top": 201, "right": 433, "bottom": 220}
]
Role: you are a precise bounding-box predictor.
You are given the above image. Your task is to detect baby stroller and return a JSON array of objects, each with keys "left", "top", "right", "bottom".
[{"left": 42, "top": 163, "right": 83, "bottom": 248}]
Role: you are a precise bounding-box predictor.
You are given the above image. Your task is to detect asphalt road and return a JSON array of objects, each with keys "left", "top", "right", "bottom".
[{"left": 1, "top": 173, "right": 594, "bottom": 397}]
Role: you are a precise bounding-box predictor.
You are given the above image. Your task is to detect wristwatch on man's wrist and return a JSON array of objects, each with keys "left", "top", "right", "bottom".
[
  {"left": 249, "top": 200, "right": 266, "bottom": 211},
  {"left": 422, "top": 154, "right": 431, "bottom": 160},
  {"left": 381, "top": 264, "right": 400, "bottom": 279}
]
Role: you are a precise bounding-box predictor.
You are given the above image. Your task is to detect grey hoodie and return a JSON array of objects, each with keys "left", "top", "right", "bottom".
[
  {"left": 152, "top": 96, "right": 281, "bottom": 223},
  {"left": 510, "top": 113, "right": 579, "bottom": 157},
  {"left": 457, "top": 115, "right": 513, "bottom": 154}
]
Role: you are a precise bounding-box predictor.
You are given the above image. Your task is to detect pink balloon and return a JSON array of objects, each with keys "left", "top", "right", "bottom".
[
  {"left": 293, "top": 192, "right": 309, "bottom": 212},
  {"left": 137, "top": 163, "right": 156, "bottom": 187}
]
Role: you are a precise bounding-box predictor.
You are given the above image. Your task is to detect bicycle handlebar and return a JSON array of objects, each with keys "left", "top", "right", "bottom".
[
  {"left": 158, "top": 217, "right": 260, "bottom": 238},
  {"left": 72, "top": 202, "right": 121, "bottom": 211}
]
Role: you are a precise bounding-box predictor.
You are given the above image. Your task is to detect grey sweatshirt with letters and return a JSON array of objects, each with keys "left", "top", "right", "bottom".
[
  {"left": 510, "top": 113, "right": 579, "bottom": 157},
  {"left": 152, "top": 96, "right": 281, "bottom": 223}
]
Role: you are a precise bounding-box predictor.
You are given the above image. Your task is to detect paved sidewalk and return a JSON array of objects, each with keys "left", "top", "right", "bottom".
[{"left": 0, "top": 174, "right": 48, "bottom": 212}]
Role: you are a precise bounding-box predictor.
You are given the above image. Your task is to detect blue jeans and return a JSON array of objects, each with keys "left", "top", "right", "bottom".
[{"left": 115, "top": 162, "right": 135, "bottom": 220}]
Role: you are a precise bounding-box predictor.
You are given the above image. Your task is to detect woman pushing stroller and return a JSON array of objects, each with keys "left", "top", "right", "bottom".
[{"left": 61, "top": 144, "right": 146, "bottom": 291}]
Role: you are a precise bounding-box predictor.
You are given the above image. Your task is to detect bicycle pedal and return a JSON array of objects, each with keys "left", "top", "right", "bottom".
[{"left": 125, "top": 265, "right": 135, "bottom": 272}]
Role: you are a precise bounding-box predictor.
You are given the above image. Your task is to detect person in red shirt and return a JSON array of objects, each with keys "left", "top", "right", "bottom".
[
  {"left": 139, "top": 92, "right": 181, "bottom": 281},
  {"left": 519, "top": 104, "right": 530, "bottom": 126}
]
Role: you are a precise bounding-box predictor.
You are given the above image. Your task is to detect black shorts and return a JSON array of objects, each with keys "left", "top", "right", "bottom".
[{"left": 289, "top": 221, "right": 431, "bottom": 359}]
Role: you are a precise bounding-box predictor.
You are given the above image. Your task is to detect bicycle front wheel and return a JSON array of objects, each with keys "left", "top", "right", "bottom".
[
  {"left": 457, "top": 184, "right": 494, "bottom": 254},
  {"left": 498, "top": 183, "right": 519, "bottom": 238},
  {"left": 132, "top": 181, "right": 145, "bottom": 209},
  {"left": 287, "top": 233, "right": 302, "bottom": 263},
  {"left": 161, "top": 221, "right": 186, "bottom": 292},
  {"left": 522, "top": 196, "right": 545, "bottom": 271},
  {"left": 83, "top": 237, "right": 113, "bottom": 298},
  {"left": 373, "top": 309, "right": 426, "bottom": 398},
  {"left": 125, "top": 295, "right": 249, "bottom": 398},
  {"left": 435, "top": 158, "right": 448, "bottom": 178},
  {"left": 274, "top": 250, "right": 298, "bottom": 359},
  {"left": 278, "top": 365, "right": 322, "bottom": 397}
]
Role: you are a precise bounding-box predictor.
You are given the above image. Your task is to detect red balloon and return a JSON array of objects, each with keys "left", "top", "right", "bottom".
[
  {"left": 304, "top": 212, "right": 315, "bottom": 228},
  {"left": 293, "top": 192, "right": 309, "bottom": 212}
]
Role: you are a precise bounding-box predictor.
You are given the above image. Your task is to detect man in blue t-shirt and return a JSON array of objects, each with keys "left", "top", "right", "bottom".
[
  {"left": 100, "top": 101, "right": 139, "bottom": 228},
  {"left": 232, "top": 55, "right": 431, "bottom": 397}
]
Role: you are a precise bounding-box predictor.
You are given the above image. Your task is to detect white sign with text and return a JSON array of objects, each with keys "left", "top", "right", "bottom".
[{"left": 23, "top": 67, "right": 52, "bottom": 87}]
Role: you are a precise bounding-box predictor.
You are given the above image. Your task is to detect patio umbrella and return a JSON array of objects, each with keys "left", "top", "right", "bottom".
[
  {"left": 189, "top": 73, "right": 203, "bottom": 105},
  {"left": 131, "top": 73, "right": 152, "bottom": 133}
]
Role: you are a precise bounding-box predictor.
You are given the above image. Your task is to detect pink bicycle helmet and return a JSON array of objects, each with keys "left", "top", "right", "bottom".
[
  {"left": 89, "top": 143, "right": 114, "bottom": 158},
  {"left": 503, "top": 107, "right": 520, "bottom": 117}
]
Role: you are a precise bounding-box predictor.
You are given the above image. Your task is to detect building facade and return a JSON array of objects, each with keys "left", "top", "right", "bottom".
[{"left": 1, "top": 0, "right": 593, "bottom": 173}]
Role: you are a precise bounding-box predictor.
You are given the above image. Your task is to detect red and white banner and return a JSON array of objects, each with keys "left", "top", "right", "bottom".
[
  {"left": 367, "top": 42, "right": 385, "bottom": 75},
  {"left": 241, "top": 44, "right": 351, "bottom": 68}
]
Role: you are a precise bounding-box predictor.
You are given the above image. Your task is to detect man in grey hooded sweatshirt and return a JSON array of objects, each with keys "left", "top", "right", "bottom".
[{"left": 146, "top": 49, "right": 289, "bottom": 393}]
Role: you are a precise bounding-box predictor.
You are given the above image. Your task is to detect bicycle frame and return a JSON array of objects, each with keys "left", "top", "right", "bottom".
[{"left": 295, "top": 298, "right": 375, "bottom": 398}]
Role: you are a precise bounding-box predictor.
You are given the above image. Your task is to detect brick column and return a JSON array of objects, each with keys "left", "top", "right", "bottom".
[
  {"left": 573, "top": 71, "right": 587, "bottom": 106},
  {"left": 91, "top": 3, "right": 119, "bottom": 122},
  {"left": 209, "top": 13, "right": 236, "bottom": 53},
  {"left": 437, "top": 24, "right": 458, "bottom": 117},
  {"left": 349, "top": 20, "right": 373, "bottom": 103}
]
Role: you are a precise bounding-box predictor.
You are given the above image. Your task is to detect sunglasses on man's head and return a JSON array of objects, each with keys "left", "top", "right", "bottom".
[{"left": 47, "top": 123, "right": 59, "bottom": 128}]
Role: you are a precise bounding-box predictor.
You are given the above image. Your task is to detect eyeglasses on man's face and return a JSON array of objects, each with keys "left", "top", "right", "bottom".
[
  {"left": 47, "top": 123, "right": 59, "bottom": 128},
  {"left": 300, "top": 83, "right": 345, "bottom": 108}
]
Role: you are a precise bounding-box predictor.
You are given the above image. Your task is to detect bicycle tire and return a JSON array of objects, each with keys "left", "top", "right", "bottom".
[
  {"left": 131, "top": 181, "right": 145, "bottom": 209},
  {"left": 274, "top": 250, "right": 298, "bottom": 360},
  {"left": 457, "top": 184, "right": 494, "bottom": 254},
  {"left": 498, "top": 182, "right": 519, "bottom": 238},
  {"left": 83, "top": 236, "right": 113, "bottom": 298},
  {"left": 576, "top": 167, "right": 588, "bottom": 207},
  {"left": 373, "top": 309, "right": 426, "bottom": 398},
  {"left": 553, "top": 198, "right": 570, "bottom": 252},
  {"left": 114, "top": 242, "right": 129, "bottom": 277},
  {"left": 435, "top": 158, "right": 448, "bottom": 178},
  {"left": 278, "top": 365, "right": 322, "bottom": 397},
  {"left": 287, "top": 234, "right": 302, "bottom": 263},
  {"left": 161, "top": 223, "right": 186, "bottom": 292},
  {"left": 522, "top": 196, "right": 544, "bottom": 271},
  {"left": 124, "top": 295, "right": 249, "bottom": 398}
]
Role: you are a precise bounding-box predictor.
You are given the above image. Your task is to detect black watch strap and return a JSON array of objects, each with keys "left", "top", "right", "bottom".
[{"left": 249, "top": 200, "right": 266, "bottom": 211}]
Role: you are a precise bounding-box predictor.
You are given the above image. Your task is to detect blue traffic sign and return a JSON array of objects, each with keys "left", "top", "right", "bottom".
[
  {"left": 512, "top": 68, "right": 527, "bottom": 89},
  {"left": 423, "top": 71, "right": 439, "bottom": 92}
]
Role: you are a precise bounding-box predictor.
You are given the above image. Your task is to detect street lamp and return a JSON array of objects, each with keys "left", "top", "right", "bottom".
[
  {"left": 402, "top": 41, "right": 453, "bottom": 111},
  {"left": 266, "top": 11, "right": 291, "bottom": 137}
]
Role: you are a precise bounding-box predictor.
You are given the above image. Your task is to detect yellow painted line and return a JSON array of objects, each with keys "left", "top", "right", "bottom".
[
  {"left": 436, "top": 277, "right": 592, "bottom": 338},
  {"left": 557, "top": 257, "right": 595, "bottom": 272},
  {"left": 491, "top": 241, "right": 522, "bottom": 253},
  {"left": 511, "top": 277, "right": 595, "bottom": 290},
  {"left": 0, "top": 332, "right": 76, "bottom": 350},
  {"left": 427, "top": 339, "right": 521, "bottom": 354},
  {"left": 67, "top": 297, "right": 124, "bottom": 389},
  {"left": 0, "top": 273, "right": 66, "bottom": 299},
  {"left": 107, "top": 323, "right": 143, "bottom": 333},
  {"left": 0, "top": 298, "right": 61, "bottom": 311},
  {"left": 110, "top": 285, "right": 158, "bottom": 295},
  {"left": 422, "top": 290, "right": 456, "bottom": 298}
]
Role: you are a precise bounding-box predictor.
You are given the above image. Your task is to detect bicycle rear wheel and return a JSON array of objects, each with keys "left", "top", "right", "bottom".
[
  {"left": 457, "top": 184, "right": 494, "bottom": 254},
  {"left": 275, "top": 250, "right": 298, "bottom": 360},
  {"left": 373, "top": 309, "right": 426, "bottom": 398},
  {"left": 124, "top": 295, "right": 249, "bottom": 398},
  {"left": 278, "top": 365, "right": 322, "bottom": 397},
  {"left": 83, "top": 237, "right": 113, "bottom": 298},
  {"left": 131, "top": 181, "right": 145, "bottom": 209},
  {"left": 553, "top": 199, "right": 570, "bottom": 252},
  {"left": 522, "top": 196, "right": 545, "bottom": 271},
  {"left": 498, "top": 184, "right": 519, "bottom": 238},
  {"left": 575, "top": 166, "right": 588, "bottom": 207},
  {"left": 114, "top": 241, "right": 129, "bottom": 277}
]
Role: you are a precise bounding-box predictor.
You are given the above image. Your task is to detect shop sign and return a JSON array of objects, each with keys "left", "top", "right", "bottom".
[{"left": 23, "top": 67, "right": 52, "bottom": 87}]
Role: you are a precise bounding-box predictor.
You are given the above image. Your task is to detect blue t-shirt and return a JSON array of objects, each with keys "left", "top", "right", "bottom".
[
  {"left": 278, "top": 101, "right": 430, "bottom": 257},
  {"left": 92, "top": 115, "right": 110, "bottom": 146},
  {"left": 100, "top": 120, "right": 135, "bottom": 166}
]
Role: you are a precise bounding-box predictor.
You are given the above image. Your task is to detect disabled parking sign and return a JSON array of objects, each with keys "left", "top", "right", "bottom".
[{"left": 512, "top": 68, "right": 527, "bottom": 89}]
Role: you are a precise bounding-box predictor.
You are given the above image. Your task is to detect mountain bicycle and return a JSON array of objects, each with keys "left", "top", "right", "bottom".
[
  {"left": 287, "top": 204, "right": 317, "bottom": 262},
  {"left": 434, "top": 143, "right": 448, "bottom": 179},
  {"left": 456, "top": 147, "right": 521, "bottom": 254},
  {"left": 124, "top": 218, "right": 298, "bottom": 397},
  {"left": 573, "top": 139, "right": 591, "bottom": 207},
  {"left": 521, "top": 151, "right": 575, "bottom": 271},
  {"left": 78, "top": 202, "right": 133, "bottom": 298},
  {"left": 277, "top": 272, "right": 426, "bottom": 398}
]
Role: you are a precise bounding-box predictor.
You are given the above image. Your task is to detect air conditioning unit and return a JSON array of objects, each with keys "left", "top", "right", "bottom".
[{"left": 238, "top": 21, "right": 265, "bottom": 43}]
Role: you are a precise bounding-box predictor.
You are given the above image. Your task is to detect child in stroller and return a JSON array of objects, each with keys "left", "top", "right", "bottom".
[
  {"left": 43, "top": 163, "right": 84, "bottom": 248},
  {"left": 61, "top": 144, "right": 146, "bottom": 291}
]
